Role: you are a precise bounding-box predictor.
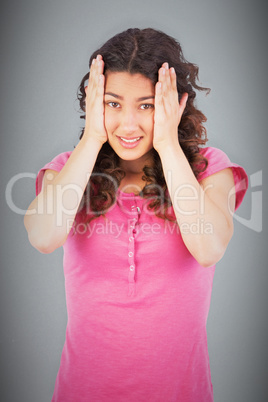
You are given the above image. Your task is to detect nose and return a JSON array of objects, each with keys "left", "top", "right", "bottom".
[{"left": 120, "top": 107, "right": 138, "bottom": 134}]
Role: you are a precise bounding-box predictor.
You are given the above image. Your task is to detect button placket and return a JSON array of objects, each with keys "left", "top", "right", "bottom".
[
  {"left": 127, "top": 200, "right": 140, "bottom": 296},
  {"left": 117, "top": 193, "right": 143, "bottom": 296},
  {"left": 128, "top": 219, "right": 136, "bottom": 296}
]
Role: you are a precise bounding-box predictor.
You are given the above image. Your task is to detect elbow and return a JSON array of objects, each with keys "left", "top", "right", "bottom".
[
  {"left": 24, "top": 215, "right": 66, "bottom": 254},
  {"left": 196, "top": 252, "right": 224, "bottom": 268},
  {"left": 195, "top": 248, "right": 225, "bottom": 268},
  {"left": 35, "top": 242, "right": 58, "bottom": 255},
  {"left": 194, "top": 231, "right": 234, "bottom": 268},
  {"left": 24, "top": 224, "right": 63, "bottom": 255},
  {"left": 27, "top": 233, "right": 59, "bottom": 254}
]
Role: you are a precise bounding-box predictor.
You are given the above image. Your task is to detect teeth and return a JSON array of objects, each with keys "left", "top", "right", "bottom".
[{"left": 120, "top": 137, "right": 141, "bottom": 143}]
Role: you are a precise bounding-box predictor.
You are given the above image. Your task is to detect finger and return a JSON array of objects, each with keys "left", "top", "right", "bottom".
[
  {"left": 155, "top": 81, "right": 162, "bottom": 97},
  {"left": 95, "top": 57, "right": 105, "bottom": 97},
  {"left": 180, "top": 92, "right": 188, "bottom": 108},
  {"left": 86, "top": 73, "right": 105, "bottom": 111},
  {"left": 158, "top": 67, "right": 167, "bottom": 95},
  {"left": 89, "top": 55, "right": 104, "bottom": 84},
  {"left": 155, "top": 81, "right": 169, "bottom": 126},
  {"left": 89, "top": 58, "right": 97, "bottom": 79},
  {"left": 154, "top": 82, "right": 163, "bottom": 110},
  {"left": 158, "top": 66, "right": 174, "bottom": 106},
  {"left": 170, "top": 67, "right": 177, "bottom": 91},
  {"left": 161, "top": 62, "right": 172, "bottom": 92},
  {"left": 169, "top": 67, "right": 180, "bottom": 108},
  {"left": 96, "top": 54, "right": 104, "bottom": 75},
  {"left": 158, "top": 77, "right": 171, "bottom": 119},
  {"left": 163, "top": 63, "right": 171, "bottom": 90},
  {"left": 178, "top": 92, "right": 188, "bottom": 121},
  {"left": 162, "top": 62, "right": 169, "bottom": 69},
  {"left": 96, "top": 74, "right": 105, "bottom": 98},
  {"left": 87, "top": 55, "right": 104, "bottom": 98},
  {"left": 87, "top": 60, "right": 96, "bottom": 94}
]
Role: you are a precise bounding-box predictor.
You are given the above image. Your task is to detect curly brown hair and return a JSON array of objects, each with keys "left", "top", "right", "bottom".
[{"left": 77, "top": 28, "right": 209, "bottom": 222}]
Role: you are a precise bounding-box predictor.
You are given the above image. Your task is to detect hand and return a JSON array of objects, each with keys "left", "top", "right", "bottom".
[
  {"left": 84, "top": 55, "right": 108, "bottom": 146},
  {"left": 153, "top": 62, "right": 188, "bottom": 152}
]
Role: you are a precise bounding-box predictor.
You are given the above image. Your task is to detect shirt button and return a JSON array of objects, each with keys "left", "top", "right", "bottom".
[
  {"left": 128, "top": 251, "right": 133, "bottom": 258},
  {"left": 129, "top": 265, "right": 135, "bottom": 271},
  {"left": 129, "top": 237, "right": 134, "bottom": 242}
]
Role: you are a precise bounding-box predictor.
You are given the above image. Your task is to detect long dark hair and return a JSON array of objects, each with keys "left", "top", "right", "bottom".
[{"left": 77, "top": 28, "right": 209, "bottom": 221}]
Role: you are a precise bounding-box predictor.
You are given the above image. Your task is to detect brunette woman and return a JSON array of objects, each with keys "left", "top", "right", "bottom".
[{"left": 24, "top": 28, "right": 248, "bottom": 401}]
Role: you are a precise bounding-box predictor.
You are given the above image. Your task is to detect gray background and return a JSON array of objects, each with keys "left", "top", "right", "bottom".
[{"left": 1, "top": 0, "right": 267, "bottom": 401}]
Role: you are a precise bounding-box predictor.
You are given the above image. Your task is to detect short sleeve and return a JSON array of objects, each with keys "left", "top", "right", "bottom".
[
  {"left": 35, "top": 151, "right": 72, "bottom": 196},
  {"left": 198, "top": 147, "right": 248, "bottom": 211}
]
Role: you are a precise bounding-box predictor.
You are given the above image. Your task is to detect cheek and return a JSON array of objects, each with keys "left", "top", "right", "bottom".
[
  {"left": 104, "top": 111, "right": 117, "bottom": 133},
  {"left": 146, "top": 114, "right": 155, "bottom": 135}
]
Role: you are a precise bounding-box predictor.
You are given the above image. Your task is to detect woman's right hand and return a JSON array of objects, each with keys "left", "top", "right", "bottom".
[{"left": 84, "top": 54, "right": 108, "bottom": 145}]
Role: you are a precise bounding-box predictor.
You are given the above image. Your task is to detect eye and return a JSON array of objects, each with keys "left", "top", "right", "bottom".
[
  {"left": 106, "top": 101, "right": 120, "bottom": 108},
  {"left": 140, "top": 104, "right": 154, "bottom": 110}
]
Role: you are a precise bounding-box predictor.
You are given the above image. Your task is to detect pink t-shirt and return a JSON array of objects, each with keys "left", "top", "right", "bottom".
[{"left": 36, "top": 147, "right": 248, "bottom": 402}]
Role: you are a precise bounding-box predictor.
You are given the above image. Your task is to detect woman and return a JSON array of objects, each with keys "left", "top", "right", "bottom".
[{"left": 24, "top": 28, "right": 248, "bottom": 401}]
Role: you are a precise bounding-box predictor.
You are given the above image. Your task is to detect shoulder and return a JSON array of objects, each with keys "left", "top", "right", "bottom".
[
  {"left": 198, "top": 146, "right": 248, "bottom": 210},
  {"left": 35, "top": 151, "right": 72, "bottom": 196},
  {"left": 199, "top": 146, "right": 232, "bottom": 173},
  {"left": 41, "top": 151, "right": 73, "bottom": 171}
]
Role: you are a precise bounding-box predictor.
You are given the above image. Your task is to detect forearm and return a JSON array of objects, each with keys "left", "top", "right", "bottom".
[
  {"left": 158, "top": 142, "right": 233, "bottom": 267},
  {"left": 24, "top": 136, "right": 102, "bottom": 253},
  {"left": 25, "top": 55, "right": 108, "bottom": 253}
]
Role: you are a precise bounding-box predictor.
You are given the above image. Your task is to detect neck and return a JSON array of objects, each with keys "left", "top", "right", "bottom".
[
  {"left": 119, "top": 151, "right": 153, "bottom": 174},
  {"left": 118, "top": 152, "right": 154, "bottom": 194}
]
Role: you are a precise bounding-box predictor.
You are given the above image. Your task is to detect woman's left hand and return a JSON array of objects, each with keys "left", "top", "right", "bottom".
[{"left": 153, "top": 63, "right": 188, "bottom": 152}]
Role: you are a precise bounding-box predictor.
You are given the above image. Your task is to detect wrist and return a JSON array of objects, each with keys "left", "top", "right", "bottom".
[
  {"left": 154, "top": 137, "right": 182, "bottom": 156},
  {"left": 80, "top": 134, "right": 104, "bottom": 152}
]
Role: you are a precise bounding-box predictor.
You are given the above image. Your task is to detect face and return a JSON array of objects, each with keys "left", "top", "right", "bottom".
[{"left": 104, "top": 71, "right": 155, "bottom": 167}]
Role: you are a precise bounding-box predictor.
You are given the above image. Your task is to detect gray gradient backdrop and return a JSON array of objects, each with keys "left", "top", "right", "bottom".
[{"left": 1, "top": 0, "right": 267, "bottom": 401}]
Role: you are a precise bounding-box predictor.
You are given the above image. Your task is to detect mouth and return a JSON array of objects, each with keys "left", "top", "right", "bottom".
[
  {"left": 120, "top": 136, "right": 141, "bottom": 143},
  {"left": 117, "top": 136, "right": 143, "bottom": 149}
]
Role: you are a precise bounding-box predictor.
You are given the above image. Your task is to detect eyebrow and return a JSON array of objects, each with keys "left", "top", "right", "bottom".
[{"left": 104, "top": 92, "right": 155, "bottom": 101}]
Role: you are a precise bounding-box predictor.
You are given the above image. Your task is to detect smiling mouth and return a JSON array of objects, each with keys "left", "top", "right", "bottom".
[{"left": 119, "top": 137, "right": 141, "bottom": 143}]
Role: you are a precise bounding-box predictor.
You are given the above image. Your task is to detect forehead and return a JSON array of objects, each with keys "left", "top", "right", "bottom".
[{"left": 105, "top": 71, "right": 154, "bottom": 96}]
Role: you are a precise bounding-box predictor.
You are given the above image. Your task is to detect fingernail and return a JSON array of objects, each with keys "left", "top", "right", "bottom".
[
  {"left": 92, "top": 59, "right": 95, "bottom": 65},
  {"left": 171, "top": 67, "right": 175, "bottom": 74},
  {"left": 165, "top": 62, "right": 169, "bottom": 69}
]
